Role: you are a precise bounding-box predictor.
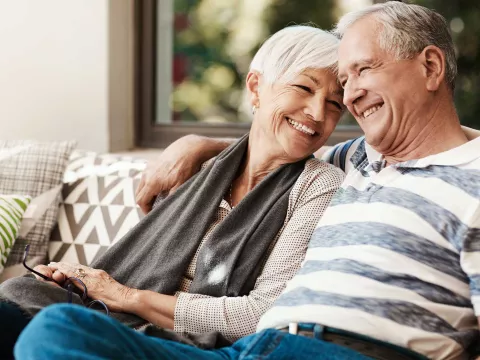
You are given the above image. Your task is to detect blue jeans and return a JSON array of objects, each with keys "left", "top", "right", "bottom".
[
  {"left": 15, "top": 304, "right": 371, "bottom": 360},
  {"left": 0, "top": 301, "right": 31, "bottom": 359}
]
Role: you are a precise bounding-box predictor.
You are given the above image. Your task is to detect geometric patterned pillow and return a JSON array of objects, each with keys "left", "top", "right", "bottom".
[
  {"left": 63, "top": 150, "right": 147, "bottom": 182},
  {"left": 48, "top": 151, "right": 146, "bottom": 265},
  {"left": 0, "top": 140, "right": 77, "bottom": 267},
  {"left": 0, "top": 195, "right": 32, "bottom": 274}
]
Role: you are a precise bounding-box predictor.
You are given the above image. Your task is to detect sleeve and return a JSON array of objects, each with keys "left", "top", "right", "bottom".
[
  {"left": 173, "top": 161, "right": 345, "bottom": 341},
  {"left": 461, "top": 207, "right": 480, "bottom": 315},
  {"left": 320, "top": 137, "right": 362, "bottom": 174}
]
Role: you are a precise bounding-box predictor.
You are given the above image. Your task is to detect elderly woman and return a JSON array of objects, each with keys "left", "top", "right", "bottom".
[{"left": 0, "top": 25, "right": 344, "bottom": 357}]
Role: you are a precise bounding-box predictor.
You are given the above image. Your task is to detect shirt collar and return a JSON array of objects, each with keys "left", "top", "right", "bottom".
[{"left": 364, "top": 136, "right": 480, "bottom": 169}]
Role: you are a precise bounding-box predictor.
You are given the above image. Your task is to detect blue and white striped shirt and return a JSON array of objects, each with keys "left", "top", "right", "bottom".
[{"left": 257, "top": 137, "right": 480, "bottom": 360}]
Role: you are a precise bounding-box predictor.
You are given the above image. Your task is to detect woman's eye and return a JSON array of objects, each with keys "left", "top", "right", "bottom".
[
  {"left": 328, "top": 100, "right": 342, "bottom": 111},
  {"left": 295, "top": 85, "right": 312, "bottom": 93}
]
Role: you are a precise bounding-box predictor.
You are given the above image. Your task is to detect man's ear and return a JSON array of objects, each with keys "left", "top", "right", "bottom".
[
  {"left": 420, "top": 45, "right": 446, "bottom": 92},
  {"left": 246, "top": 71, "right": 261, "bottom": 107}
]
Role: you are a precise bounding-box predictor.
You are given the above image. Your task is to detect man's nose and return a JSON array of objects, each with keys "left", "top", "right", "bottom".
[{"left": 343, "top": 78, "right": 366, "bottom": 109}]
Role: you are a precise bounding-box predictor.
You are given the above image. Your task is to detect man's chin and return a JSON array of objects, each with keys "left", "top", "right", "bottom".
[{"left": 363, "top": 130, "right": 387, "bottom": 149}]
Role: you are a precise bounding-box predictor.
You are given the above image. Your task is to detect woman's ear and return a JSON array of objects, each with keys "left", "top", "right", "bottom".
[
  {"left": 419, "top": 45, "right": 446, "bottom": 92},
  {"left": 246, "top": 71, "right": 261, "bottom": 107}
]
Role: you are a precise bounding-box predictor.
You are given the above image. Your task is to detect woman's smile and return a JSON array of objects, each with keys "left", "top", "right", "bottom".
[{"left": 285, "top": 116, "right": 319, "bottom": 137}]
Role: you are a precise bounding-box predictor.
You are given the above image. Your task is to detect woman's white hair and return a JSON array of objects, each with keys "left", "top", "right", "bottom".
[
  {"left": 333, "top": 1, "right": 457, "bottom": 92},
  {"left": 249, "top": 25, "right": 340, "bottom": 84}
]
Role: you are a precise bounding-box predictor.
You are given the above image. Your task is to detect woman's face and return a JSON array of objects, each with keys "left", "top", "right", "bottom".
[{"left": 250, "top": 68, "right": 344, "bottom": 161}]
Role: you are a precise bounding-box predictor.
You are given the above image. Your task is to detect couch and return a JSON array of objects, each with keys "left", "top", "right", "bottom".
[{"left": 0, "top": 149, "right": 148, "bottom": 282}]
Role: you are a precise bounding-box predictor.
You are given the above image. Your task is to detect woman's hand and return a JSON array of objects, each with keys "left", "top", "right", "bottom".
[
  {"left": 48, "top": 262, "right": 137, "bottom": 313},
  {"left": 32, "top": 265, "right": 66, "bottom": 287}
]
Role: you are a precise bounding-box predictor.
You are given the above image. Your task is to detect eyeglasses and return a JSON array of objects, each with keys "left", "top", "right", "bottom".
[{"left": 23, "top": 244, "right": 110, "bottom": 315}]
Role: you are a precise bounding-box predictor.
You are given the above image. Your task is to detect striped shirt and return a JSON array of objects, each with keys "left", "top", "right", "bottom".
[{"left": 257, "top": 136, "right": 480, "bottom": 360}]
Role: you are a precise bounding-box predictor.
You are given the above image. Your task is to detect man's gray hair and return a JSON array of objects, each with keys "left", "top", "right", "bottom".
[
  {"left": 334, "top": 1, "right": 457, "bottom": 92},
  {"left": 250, "top": 25, "right": 339, "bottom": 84}
]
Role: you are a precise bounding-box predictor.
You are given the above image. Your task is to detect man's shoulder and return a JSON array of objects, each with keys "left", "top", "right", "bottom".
[{"left": 321, "top": 137, "right": 366, "bottom": 174}]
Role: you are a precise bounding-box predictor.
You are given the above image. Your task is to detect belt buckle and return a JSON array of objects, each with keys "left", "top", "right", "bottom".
[{"left": 288, "top": 323, "right": 299, "bottom": 335}]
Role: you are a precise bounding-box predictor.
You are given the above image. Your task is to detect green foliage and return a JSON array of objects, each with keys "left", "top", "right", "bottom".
[
  {"left": 265, "top": 0, "right": 337, "bottom": 34},
  {"left": 410, "top": 0, "right": 480, "bottom": 129},
  {"left": 171, "top": 0, "right": 480, "bottom": 129}
]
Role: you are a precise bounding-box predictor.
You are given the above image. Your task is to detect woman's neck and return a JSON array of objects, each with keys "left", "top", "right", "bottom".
[{"left": 229, "top": 128, "right": 291, "bottom": 206}]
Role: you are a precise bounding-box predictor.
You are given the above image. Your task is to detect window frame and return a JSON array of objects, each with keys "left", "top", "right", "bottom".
[{"left": 134, "top": 0, "right": 362, "bottom": 148}]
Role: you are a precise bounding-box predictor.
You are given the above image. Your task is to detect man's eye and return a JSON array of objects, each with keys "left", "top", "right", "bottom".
[
  {"left": 295, "top": 85, "right": 312, "bottom": 93},
  {"left": 359, "top": 67, "right": 370, "bottom": 74}
]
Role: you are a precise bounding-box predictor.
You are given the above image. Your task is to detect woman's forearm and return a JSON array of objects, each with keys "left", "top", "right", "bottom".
[{"left": 124, "top": 289, "right": 177, "bottom": 330}]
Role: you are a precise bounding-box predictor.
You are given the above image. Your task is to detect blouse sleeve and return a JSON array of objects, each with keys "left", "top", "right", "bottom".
[{"left": 173, "top": 159, "right": 345, "bottom": 341}]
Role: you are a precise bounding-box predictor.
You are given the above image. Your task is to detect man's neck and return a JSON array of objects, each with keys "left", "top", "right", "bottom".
[{"left": 381, "top": 104, "right": 468, "bottom": 165}]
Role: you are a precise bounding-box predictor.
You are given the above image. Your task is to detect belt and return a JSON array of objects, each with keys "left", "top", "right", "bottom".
[{"left": 279, "top": 323, "right": 429, "bottom": 360}]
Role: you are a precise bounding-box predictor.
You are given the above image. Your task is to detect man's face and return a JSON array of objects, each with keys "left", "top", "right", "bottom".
[{"left": 337, "top": 17, "right": 427, "bottom": 152}]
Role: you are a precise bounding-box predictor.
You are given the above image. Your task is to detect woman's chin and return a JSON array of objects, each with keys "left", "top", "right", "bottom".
[{"left": 282, "top": 147, "right": 314, "bottom": 161}]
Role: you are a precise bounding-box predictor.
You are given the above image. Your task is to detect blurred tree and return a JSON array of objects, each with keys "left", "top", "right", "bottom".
[
  {"left": 410, "top": 0, "right": 480, "bottom": 129},
  {"left": 264, "top": 0, "right": 336, "bottom": 36},
  {"left": 169, "top": 0, "right": 480, "bottom": 129},
  {"left": 171, "top": 0, "right": 343, "bottom": 124},
  {"left": 172, "top": 0, "right": 246, "bottom": 123}
]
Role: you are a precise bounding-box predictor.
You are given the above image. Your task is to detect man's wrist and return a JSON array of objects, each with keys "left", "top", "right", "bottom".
[{"left": 188, "top": 135, "right": 234, "bottom": 163}]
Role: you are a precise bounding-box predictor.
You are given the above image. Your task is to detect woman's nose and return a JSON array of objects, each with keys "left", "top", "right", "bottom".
[{"left": 304, "top": 100, "right": 325, "bottom": 122}]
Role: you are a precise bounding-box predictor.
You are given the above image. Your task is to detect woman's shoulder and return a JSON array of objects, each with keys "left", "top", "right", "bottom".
[
  {"left": 300, "top": 158, "right": 346, "bottom": 186},
  {"left": 289, "top": 158, "right": 345, "bottom": 202},
  {"left": 286, "top": 158, "right": 345, "bottom": 214}
]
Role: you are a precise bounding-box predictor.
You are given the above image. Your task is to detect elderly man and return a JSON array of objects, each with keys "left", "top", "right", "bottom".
[{"left": 14, "top": 2, "right": 480, "bottom": 360}]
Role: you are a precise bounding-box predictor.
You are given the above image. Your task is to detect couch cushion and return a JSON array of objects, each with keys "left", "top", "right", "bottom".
[
  {"left": 0, "top": 195, "right": 31, "bottom": 273},
  {"left": 48, "top": 151, "right": 146, "bottom": 265},
  {"left": 0, "top": 140, "right": 77, "bottom": 266}
]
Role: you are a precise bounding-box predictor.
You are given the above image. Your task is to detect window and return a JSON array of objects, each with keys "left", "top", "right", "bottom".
[{"left": 135, "top": 0, "right": 364, "bottom": 148}]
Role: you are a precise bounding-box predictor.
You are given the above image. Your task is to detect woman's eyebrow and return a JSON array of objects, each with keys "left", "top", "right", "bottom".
[
  {"left": 302, "top": 74, "right": 320, "bottom": 86},
  {"left": 332, "top": 88, "right": 344, "bottom": 97}
]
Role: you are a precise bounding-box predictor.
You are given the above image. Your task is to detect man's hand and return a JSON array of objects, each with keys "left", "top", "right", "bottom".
[
  {"left": 135, "top": 135, "right": 204, "bottom": 214},
  {"left": 135, "top": 135, "right": 233, "bottom": 214},
  {"left": 32, "top": 265, "right": 66, "bottom": 287}
]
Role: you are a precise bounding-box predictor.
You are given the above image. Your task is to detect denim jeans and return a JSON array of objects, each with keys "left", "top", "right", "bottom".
[
  {"left": 15, "top": 304, "right": 371, "bottom": 360},
  {"left": 0, "top": 301, "right": 31, "bottom": 359}
]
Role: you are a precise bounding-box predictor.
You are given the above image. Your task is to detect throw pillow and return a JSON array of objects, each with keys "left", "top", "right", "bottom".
[
  {"left": 0, "top": 140, "right": 77, "bottom": 266},
  {"left": 48, "top": 151, "right": 146, "bottom": 265},
  {"left": 0, "top": 195, "right": 32, "bottom": 273}
]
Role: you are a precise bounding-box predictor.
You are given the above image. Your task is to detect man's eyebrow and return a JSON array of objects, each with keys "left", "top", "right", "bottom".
[
  {"left": 350, "top": 58, "right": 376, "bottom": 71},
  {"left": 338, "top": 58, "right": 376, "bottom": 85},
  {"left": 339, "top": 58, "right": 375, "bottom": 75}
]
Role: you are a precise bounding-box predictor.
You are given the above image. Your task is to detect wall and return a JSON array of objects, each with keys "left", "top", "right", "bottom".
[{"left": 0, "top": 0, "right": 134, "bottom": 153}]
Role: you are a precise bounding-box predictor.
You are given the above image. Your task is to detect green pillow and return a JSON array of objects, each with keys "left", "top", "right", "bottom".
[{"left": 0, "top": 195, "right": 31, "bottom": 273}]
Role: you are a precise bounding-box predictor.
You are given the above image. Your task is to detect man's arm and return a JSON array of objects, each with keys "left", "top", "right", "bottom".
[
  {"left": 135, "top": 135, "right": 234, "bottom": 214},
  {"left": 313, "top": 146, "right": 333, "bottom": 159}
]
